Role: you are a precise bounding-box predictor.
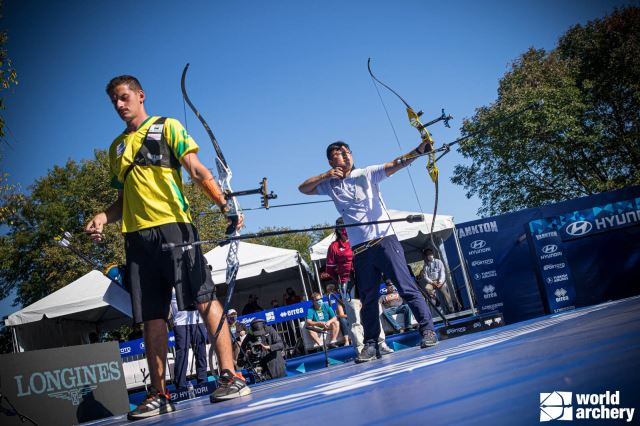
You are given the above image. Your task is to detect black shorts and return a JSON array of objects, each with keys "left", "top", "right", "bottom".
[{"left": 125, "top": 222, "right": 216, "bottom": 324}]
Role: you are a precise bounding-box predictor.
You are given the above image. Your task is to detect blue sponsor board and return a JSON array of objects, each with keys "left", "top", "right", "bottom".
[
  {"left": 530, "top": 197, "right": 640, "bottom": 241},
  {"left": 527, "top": 225, "right": 577, "bottom": 313},
  {"left": 120, "top": 333, "right": 176, "bottom": 358},
  {"left": 456, "top": 220, "right": 506, "bottom": 315},
  {"left": 236, "top": 298, "right": 339, "bottom": 327}
]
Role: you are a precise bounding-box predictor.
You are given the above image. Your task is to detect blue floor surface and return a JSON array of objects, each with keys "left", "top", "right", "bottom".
[{"left": 89, "top": 296, "right": 640, "bottom": 425}]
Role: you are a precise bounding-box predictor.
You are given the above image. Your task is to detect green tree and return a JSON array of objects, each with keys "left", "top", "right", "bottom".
[
  {"left": 0, "top": 0, "right": 18, "bottom": 222},
  {"left": 452, "top": 7, "right": 640, "bottom": 216},
  {"left": 0, "top": 0, "right": 18, "bottom": 150},
  {"left": 0, "top": 151, "right": 123, "bottom": 306}
]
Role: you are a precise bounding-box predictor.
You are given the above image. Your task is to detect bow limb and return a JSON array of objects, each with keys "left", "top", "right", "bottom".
[
  {"left": 367, "top": 58, "right": 441, "bottom": 256},
  {"left": 181, "top": 63, "right": 240, "bottom": 339}
]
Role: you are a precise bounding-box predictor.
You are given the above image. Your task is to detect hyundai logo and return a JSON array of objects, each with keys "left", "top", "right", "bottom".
[
  {"left": 565, "top": 220, "right": 592, "bottom": 237},
  {"left": 470, "top": 240, "right": 486, "bottom": 249},
  {"left": 542, "top": 244, "right": 558, "bottom": 254}
]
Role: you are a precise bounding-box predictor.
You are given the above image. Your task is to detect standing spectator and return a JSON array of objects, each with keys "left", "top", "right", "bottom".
[
  {"left": 283, "top": 287, "right": 303, "bottom": 306},
  {"left": 242, "top": 294, "right": 264, "bottom": 315},
  {"left": 170, "top": 290, "right": 208, "bottom": 390},
  {"left": 418, "top": 248, "right": 459, "bottom": 314},
  {"left": 271, "top": 299, "right": 280, "bottom": 309},
  {"left": 226, "top": 309, "right": 247, "bottom": 369},
  {"left": 379, "top": 280, "right": 413, "bottom": 333},
  {"left": 325, "top": 283, "right": 350, "bottom": 346},
  {"left": 326, "top": 217, "right": 354, "bottom": 297},
  {"left": 305, "top": 292, "right": 340, "bottom": 348}
]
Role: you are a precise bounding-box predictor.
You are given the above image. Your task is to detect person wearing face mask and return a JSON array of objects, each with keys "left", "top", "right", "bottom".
[
  {"left": 305, "top": 292, "right": 340, "bottom": 348},
  {"left": 418, "top": 248, "right": 458, "bottom": 314}
]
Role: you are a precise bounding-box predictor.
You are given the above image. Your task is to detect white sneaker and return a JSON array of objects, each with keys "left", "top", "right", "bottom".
[{"left": 379, "top": 343, "right": 394, "bottom": 354}]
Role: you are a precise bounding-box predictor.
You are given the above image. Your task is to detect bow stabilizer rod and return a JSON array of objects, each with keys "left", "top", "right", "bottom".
[{"left": 162, "top": 215, "right": 425, "bottom": 251}]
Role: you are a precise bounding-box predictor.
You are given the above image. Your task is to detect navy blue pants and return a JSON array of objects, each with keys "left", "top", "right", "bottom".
[
  {"left": 173, "top": 323, "right": 208, "bottom": 388},
  {"left": 353, "top": 235, "right": 434, "bottom": 345}
]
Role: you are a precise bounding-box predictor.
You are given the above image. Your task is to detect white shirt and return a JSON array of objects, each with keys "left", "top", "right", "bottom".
[
  {"left": 170, "top": 290, "right": 201, "bottom": 326},
  {"left": 420, "top": 258, "right": 446, "bottom": 284},
  {"left": 316, "top": 164, "right": 394, "bottom": 246}
]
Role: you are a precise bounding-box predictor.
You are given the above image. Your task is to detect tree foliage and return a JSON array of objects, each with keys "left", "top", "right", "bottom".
[
  {"left": 452, "top": 7, "right": 640, "bottom": 216},
  {"left": 0, "top": 151, "right": 124, "bottom": 307},
  {"left": 0, "top": 0, "right": 18, "bottom": 149}
]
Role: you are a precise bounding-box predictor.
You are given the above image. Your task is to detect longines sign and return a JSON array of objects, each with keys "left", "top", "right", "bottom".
[{"left": 0, "top": 341, "right": 129, "bottom": 425}]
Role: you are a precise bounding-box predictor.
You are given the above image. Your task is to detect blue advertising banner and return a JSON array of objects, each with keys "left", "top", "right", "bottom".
[
  {"left": 120, "top": 333, "right": 175, "bottom": 358},
  {"left": 528, "top": 195, "right": 640, "bottom": 314},
  {"left": 531, "top": 197, "right": 640, "bottom": 241},
  {"left": 527, "top": 226, "right": 577, "bottom": 313},
  {"left": 236, "top": 298, "right": 339, "bottom": 327},
  {"left": 456, "top": 219, "right": 507, "bottom": 315},
  {"left": 447, "top": 186, "right": 640, "bottom": 323}
]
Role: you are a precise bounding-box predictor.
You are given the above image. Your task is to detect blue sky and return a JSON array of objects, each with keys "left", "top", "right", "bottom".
[{"left": 0, "top": 0, "right": 634, "bottom": 316}]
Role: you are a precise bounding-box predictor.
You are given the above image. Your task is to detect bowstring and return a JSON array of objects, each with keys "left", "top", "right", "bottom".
[{"left": 369, "top": 77, "right": 425, "bottom": 214}]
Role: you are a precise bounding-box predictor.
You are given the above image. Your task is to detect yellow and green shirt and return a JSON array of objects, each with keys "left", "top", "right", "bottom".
[{"left": 108, "top": 116, "right": 198, "bottom": 233}]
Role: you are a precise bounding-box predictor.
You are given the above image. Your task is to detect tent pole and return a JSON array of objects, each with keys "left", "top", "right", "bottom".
[
  {"left": 438, "top": 235, "right": 463, "bottom": 311},
  {"left": 312, "top": 258, "right": 322, "bottom": 295},
  {"left": 297, "top": 255, "right": 309, "bottom": 300},
  {"left": 11, "top": 326, "right": 19, "bottom": 353},
  {"left": 453, "top": 226, "right": 477, "bottom": 315}
]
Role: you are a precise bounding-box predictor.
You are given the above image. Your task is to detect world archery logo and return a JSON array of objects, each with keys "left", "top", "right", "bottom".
[
  {"left": 565, "top": 221, "right": 593, "bottom": 237},
  {"left": 540, "top": 391, "right": 573, "bottom": 421}
]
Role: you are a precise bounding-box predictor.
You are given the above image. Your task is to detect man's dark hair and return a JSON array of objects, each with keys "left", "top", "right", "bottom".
[
  {"left": 424, "top": 248, "right": 434, "bottom": 255},
  {"left": 106, "top": 75, "right": 143, "bottom": 98},
  {"left": 326, "top": 141, "right": 351, "bottom": 160}
]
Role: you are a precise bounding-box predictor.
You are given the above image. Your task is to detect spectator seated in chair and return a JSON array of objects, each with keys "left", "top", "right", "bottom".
[
  {"left": 379, "top": 280, "right": 414, "bottom": 334},
  {"left": 305, "top": 292, "right": 340, "bottom": 348}
]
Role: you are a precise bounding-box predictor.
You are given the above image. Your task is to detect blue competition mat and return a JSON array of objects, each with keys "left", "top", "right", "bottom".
[{"left": 89, "top": 296, "right": 640, "bottom": 425}]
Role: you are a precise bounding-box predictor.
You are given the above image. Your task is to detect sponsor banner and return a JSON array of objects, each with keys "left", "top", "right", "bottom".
[
  {"left": 237, "top": 299, "right": 338, "bottom": 327},
  {"left": 120, "top": 333, "right": 176, "bottom": 358},
  {"left": 457, "top": 221, "right": 506, "bottom": 314},
  {"left": 169, "top": 382, "right": 217, "bottom": 402},
  {"left": 528, "top": 224, "right": 577, "bottom": 313},
  {"left": 438, "top": 313, "right": 504, "bottom": 340},
  {"left": 0, "top": 342, "right": 129, "bottom": 426},
  {"left": 529, "top": 197, "right": 640, "bottom": 241}
]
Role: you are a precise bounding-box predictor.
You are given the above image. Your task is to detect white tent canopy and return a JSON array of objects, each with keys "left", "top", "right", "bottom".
[
  {"left": 204, "top": 241, "right": 312, "bottom": 310},
  {"left": 6, "top": 270, "right": 132, "bottom": 351},
  {"left": 310, "top": 209, "right": 456, "bottom": 264}
]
